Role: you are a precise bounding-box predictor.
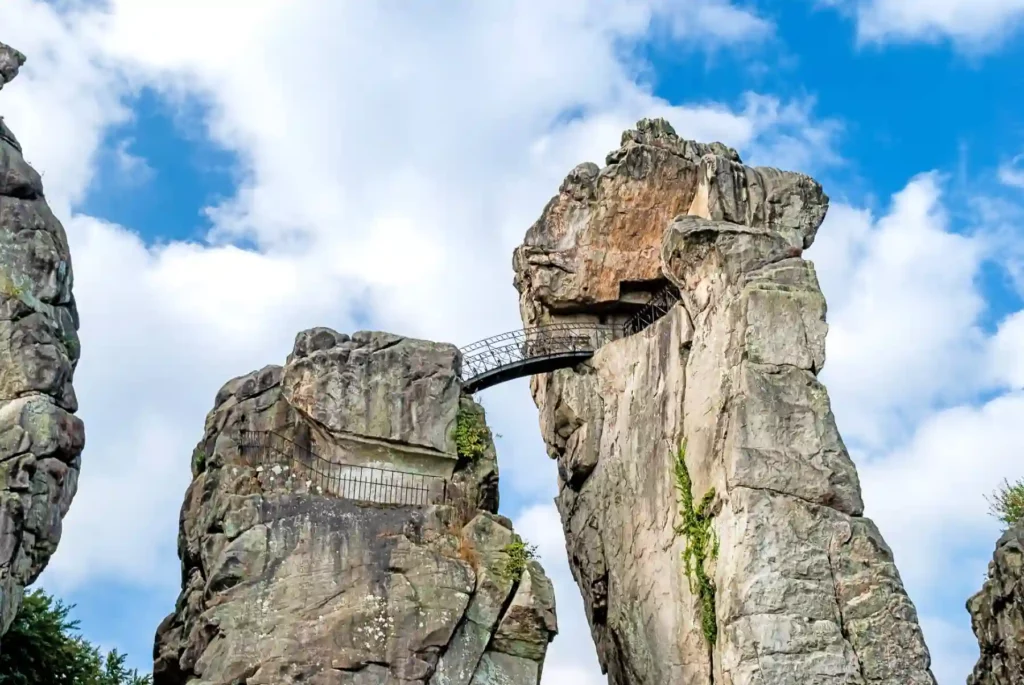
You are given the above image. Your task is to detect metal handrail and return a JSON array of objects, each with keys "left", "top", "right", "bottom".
[
  {"left": 236, "top": 429, "right": 449, "bottom": 506},
  {"left": 458, "top": 284, "right": 680, "bottom": 390},
  {"left": 624, "top": 282, "right": 680, "bottom": 336}
]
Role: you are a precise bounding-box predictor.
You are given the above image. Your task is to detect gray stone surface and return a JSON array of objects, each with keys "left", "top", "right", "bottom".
[
  {"left": 153, "top": 329, "right": 554, "bottom": 684},
  {"left": 0, "top": 42, "right": 84, "bottom": 640},
  {"left": 968, "top": 521, "right": 1024, "bottom": 685},
  {"left": 0, "top": 43, "right": 24, "bottom": 91},
  {"left": 514, "top": 119, "right": 935, "bottom": 684},
  {"left": 284, "top": 328, "right": 461, "bottom": 455}
]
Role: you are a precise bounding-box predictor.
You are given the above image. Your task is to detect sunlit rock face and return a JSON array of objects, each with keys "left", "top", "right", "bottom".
[
  {"left": 0, "top": 40, "right": 85, "bottom": 640},
  {"left": 514, "top": 118, "right": 937, "bottom": 685},
  {"left": 968, "top": 521, "right": 1024, "bottom": 685},
  {"left": 153, "top": 328, "right": 556, "bottom": 685}
]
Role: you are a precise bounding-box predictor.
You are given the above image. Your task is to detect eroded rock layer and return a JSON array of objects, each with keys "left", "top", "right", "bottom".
[
  {"left": 153, "top": 328, "right": 555, "bottom": 685},
  {"left": 0, "top": 41, "right": 84, "bottom": 639},
  {"left": 968, "top": 521, "right": 1024, "bottom": 684},
  {"left": 514, "top": 119, "right": 936, "bottom": 684}
]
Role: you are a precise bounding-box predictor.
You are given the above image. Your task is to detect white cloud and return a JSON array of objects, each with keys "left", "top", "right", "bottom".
[
  {"left": 823, "top": 0, "right": 1024, "bottom": 49},
  {"left": 856, "top": 393, "right": 1024, "bottom": 591},
  {"left": 0, "top": 0, "right": 127, "bottom": 215},
  {"left": 807, "top": 174, "right": 1024, "bottom": 684},
  {"left": 988, "top": 310, "right": 1024, "bottom": 389},
  {"left": 999, "top": 154, "right": 1024, "bottom": 189},
  {"left": 111, "top": 137, "right": 153, "bottom": 184},
  {"left": 811, "top": 174, "right": 988, "bottom": 448}
]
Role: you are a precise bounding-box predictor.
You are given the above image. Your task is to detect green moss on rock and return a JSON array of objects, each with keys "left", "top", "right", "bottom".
[{"left": 673, "top": 441, "right": 719, "bottom": 646}]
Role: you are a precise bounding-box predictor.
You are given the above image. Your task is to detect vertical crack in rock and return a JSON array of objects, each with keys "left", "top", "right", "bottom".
[
  {"left": 0, "top": 40, "right": 84, "bottom": 642},
  {"left": 153, "top": 329, "right": 556, "bottom": 684},
  {"left": 513, "top": 117, "right": 937, "bottom": 684}
]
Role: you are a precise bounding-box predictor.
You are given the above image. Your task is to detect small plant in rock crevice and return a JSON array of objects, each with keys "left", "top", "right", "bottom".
[
  {"left": 455, "top": 405, "right": 490, "bottom": 460},
  {"left": 987, "top": 477, "right": 1024, "bottom": 529},
  {"left": 673, "top": 441, "right": 719, "bottom": 646},
  {"left": 501, "top": 537, "right": 538, "bottom": 582},
  {"left": 456, "top": 534, "right": 481, "bottom": 570},
  {"left": 192, "top": 449, "right": 207, "bottom": 475}
]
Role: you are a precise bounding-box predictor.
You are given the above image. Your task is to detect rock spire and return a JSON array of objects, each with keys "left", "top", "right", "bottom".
[
  {"left": 513, "top": 118, "right": 937, "bottom": 684},
  {"left": 153, "top": 329, "right": 557, "bottom": 685},
  {"left": 0, "top": 40, "right": 84, "bottom": 640},
  {"left": 968, "top": 521, "right": 1024, "bottom": 684}
]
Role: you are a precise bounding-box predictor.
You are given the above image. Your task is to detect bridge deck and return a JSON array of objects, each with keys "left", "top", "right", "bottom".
[{"left": 458, "top": 284, "right": 679, "bottom": 392}]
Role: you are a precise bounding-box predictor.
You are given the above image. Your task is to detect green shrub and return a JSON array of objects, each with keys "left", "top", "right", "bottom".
[
  {"left": 987, "top": 477, "right": 1024, "bottom": 528},
  {"left": 673, "top": 441, "right": 719, "bottom": 646},
  {"left": 192, "top": 449, "right": 207, "bottom": 475},
  {"left": 501, "top": 537, "right": 538, "bottom": 582},
  {"left": 455, "top": 406, "right": 490, "bottom": 460},
  {"left": 0, "top": 588, "right": 151, "bottom": 684}
]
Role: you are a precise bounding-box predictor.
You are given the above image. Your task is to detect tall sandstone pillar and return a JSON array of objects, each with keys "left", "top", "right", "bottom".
[
  {"left": 154, "top": 329, "right": 557, "bottom": 685},
  {"left": 0, "top": 42, "right": 85, "bottom": 639},
  {"left": 513, "top": 119, "right": 936, "bottom": 684}
]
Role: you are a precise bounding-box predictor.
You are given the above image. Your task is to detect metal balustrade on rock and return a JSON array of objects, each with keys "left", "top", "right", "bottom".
[
  {"left": 236, "top": 429, "right": 449, "bottom": 507},
  {"left": 623, "top": 282, "right": 681, "bottom": 337},
  {"left": 459, "top": 283, "right": 680, "bottom": 392}
]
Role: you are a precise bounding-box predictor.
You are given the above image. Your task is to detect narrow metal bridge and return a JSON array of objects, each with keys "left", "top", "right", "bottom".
[{"left": 459, "top": 283, "right": 679, "bottom": 393}]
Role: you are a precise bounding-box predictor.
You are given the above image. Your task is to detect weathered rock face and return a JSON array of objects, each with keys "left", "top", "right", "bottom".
[
  {"left": 514, "top": 119, "right": 936, "bottom": 684},
  {"left": 0, "top": 42, "right": 84, "bottom": 639},
  {"left": 513, "top": 119, "right": 738, "bottom": 327},
  {"left": 284, "top": 329, "right": 461, "bottom": 455},
  {"left": 968, "top": 522, "right": 1024, "bottom": 684},
  {"left": 153, "top": 328, "right": 555, "bottom": 685}
]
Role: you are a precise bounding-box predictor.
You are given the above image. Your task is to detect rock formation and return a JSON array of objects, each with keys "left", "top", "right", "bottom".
[
  {"left": 968, "top": 521, "right": 1024, "bottom": 684},
  {"left": 513, "top": 118, "right": 937, "bottom": 684},
  {"left": 153, "top": 329, "right": 556, "bottom": 685},
  {"left": 0, "top": 41, "right": 84, "bottom": 639}
]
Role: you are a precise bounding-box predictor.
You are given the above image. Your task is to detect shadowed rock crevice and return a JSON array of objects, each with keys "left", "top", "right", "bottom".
[
  {"left": 153, "top": 329, "right": 556, "bottom": 685},
  {"left": 0, "top": 40, "right": 84, "bottom": 642},
  {"left": 514, "top": 118, "right": 936, "bottom": 684}
]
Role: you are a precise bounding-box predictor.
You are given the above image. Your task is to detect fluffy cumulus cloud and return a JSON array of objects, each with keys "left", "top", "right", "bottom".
[
  {"left": 807, "top": 172, "right": 1024, "bottom": 682},
  {"left": 822, "top": 0, "right": 1024, "bottom": 48},
  {"left": 812, "top": 174, "right": 988, "bottom": 448},
  {"left": 3, "top": 0, "right": 1024, "bottom": 682}
]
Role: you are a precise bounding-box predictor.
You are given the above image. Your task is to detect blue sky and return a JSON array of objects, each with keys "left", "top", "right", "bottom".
[{"left": 4, "top": 1, "right": 1024, "bottom": 683}]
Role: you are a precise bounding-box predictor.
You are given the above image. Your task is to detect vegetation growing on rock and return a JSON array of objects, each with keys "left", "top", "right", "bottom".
[
  {"left": 0, "top": 588, "right": 151, "bottom": 684},
  {"left": 501, "top": 537, "right": 538, "bottom": 582},
  {"left": 191, "top": 448, "right": 206, "bottom": 476},
  {"left": 455, "top": 403, "right": 490, "bottom": 460},
  {"left": 987, "top": 477, "right": 1024, "bottom": 528},
  {"left": 673, "top": 441, "right": 719, "bottom": 646}
]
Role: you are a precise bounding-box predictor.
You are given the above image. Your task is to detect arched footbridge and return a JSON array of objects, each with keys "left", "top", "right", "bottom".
[
  {"left": 459, "top": 284, "right": 679, "bottom": 393},
  {"left": 227, "top": 284, "right": 680, "bottom": 509}
]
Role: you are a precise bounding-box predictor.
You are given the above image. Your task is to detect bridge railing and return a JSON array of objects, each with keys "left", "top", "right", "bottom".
[
  {"left": 624, "top": 283, "right": 681, "bottom": 336},
  {"left": 236, "top": 429, "right": 449, "bottom": 506},
  {"left": 460, "top": 323, "right": 620, "bottom": 382},
  {"left": 459, "top": 284, "right": 680, "bottom": 390}
]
